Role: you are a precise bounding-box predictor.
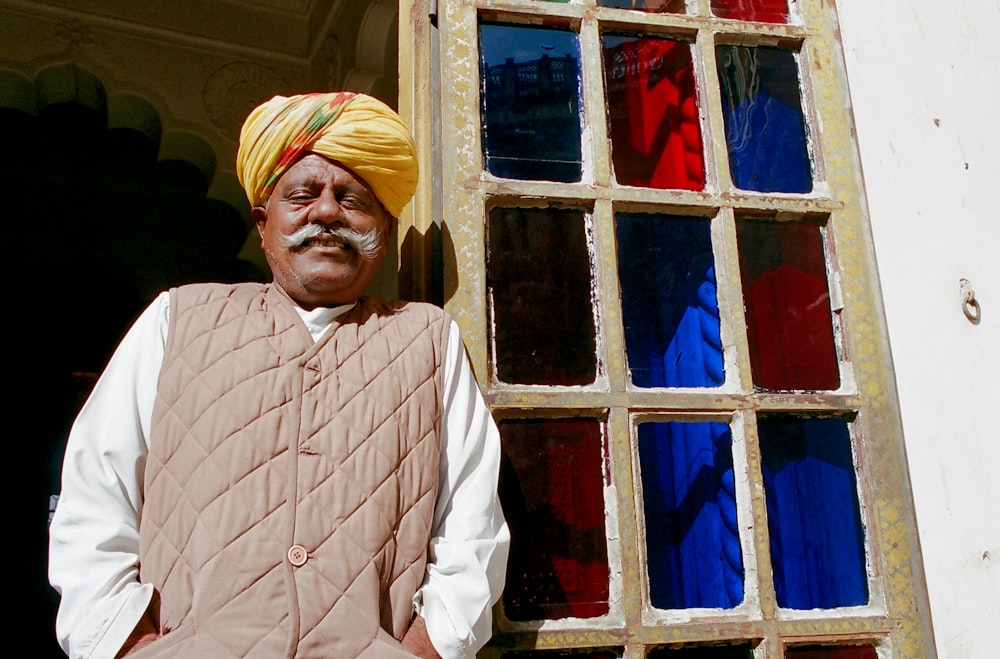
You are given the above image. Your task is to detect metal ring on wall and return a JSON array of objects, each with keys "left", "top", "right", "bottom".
[{"left": 960, "top": 278, "right": 981, "bottom": 325}]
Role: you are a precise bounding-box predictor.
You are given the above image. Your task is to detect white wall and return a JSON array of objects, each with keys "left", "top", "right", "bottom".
[{"left": 835, "top": 1, "right": 1000, "bottom": 657}]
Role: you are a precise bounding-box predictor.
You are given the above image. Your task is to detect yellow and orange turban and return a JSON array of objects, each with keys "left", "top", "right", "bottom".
[{"left": 236, "top": 91, "right": 418, "bottom": 218}]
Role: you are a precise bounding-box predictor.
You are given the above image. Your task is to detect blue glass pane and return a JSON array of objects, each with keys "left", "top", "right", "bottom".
[
  {"left": 758, "top": 415, "right": 868, "bottom": 609},
  {"left": 480, "top": 23, "right": 583, "bottom": 182},
  {"left": 716, "top": 45, "right": 811, "bottom": 193},
  {"left": 638, "top": 421, "right": 744, "bottom": 609},
  {"left": 616, "top": 214, "right": 723, "bottom": 388}
]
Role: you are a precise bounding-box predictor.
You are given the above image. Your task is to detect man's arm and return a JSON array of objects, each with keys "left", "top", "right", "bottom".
[
  {"left": 415, "top": 320, "right": 511, "bottom": 659},
  {"left": 48, "top": 292, "right": 169, "bottom": 658},
  {"left": 400, "top": 614, "right": 441, "bottom": 659}
]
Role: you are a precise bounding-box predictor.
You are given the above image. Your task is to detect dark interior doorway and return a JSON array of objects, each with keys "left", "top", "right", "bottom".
[{"left": 2, "top": 101, "right": 262, "bottom": 654}]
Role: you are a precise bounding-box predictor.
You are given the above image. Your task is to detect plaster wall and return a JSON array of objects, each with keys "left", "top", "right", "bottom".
[{"left": 836, "top": 1, "right": 1000, "bottom": 657}]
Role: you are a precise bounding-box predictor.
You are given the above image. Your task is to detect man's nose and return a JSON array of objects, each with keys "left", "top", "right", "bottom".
[{"left": 310, "top": 191, "right": 346, "bottom": 224}]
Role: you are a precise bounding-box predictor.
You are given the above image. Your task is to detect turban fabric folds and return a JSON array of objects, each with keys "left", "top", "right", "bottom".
[{"left": 237, "top": 92, "right": 419, "bottom": 218}]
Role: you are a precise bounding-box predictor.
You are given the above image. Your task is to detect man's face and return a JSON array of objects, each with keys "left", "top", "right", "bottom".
[{"left": 253, "top": 153, "right": 393, "bottom": 309}]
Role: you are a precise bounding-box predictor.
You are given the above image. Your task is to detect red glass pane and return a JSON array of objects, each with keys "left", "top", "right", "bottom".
[
  {"left": 736, "top": 219, "right": 839, "bottom": 391},
  {"left": 711, "top": 0, "right": 789, "bottom": 23},
  {"left": 603, "top": 35, "right": 704, "bottom": 190},
  {"left": 499, "top": 418, "right": 611, "bottom": 621}
]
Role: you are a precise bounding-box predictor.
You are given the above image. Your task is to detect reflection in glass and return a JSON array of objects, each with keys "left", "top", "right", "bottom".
[
  {"left": 599, "top": 0, "right": 686, "bottom": 13},
  {"left": 736, "top": 219, "right": 839, "bottom": 391},
  {"left": 716, "top": 45, "right": 811, "bottom": 192},
  {"left": 638, "top": 420, "right": 743, "bottom": 609},
  {"left": 602, "top": 35, "right": 704, "bottom": 190},
  {"left": 647, "top": 645, "right": 755, "bottom": 658},
  {"left": 488, "top": 207, "right": 597, "bottom": 385},
  {"left": 758, "top": 415, "right": 868, "bottom": 609},
  {"left": 616, "top": 214, "right": 722, "bottom": 387},
  {"left": 499, "top": 418, "right": 611, "bottom": 620},
  {"left": 711, "top": 0, "right": 789, "bottom": 23},
  {"left": 785, "top": 646, "right": 878, "bottom": 659},
  {"left": 480, "top": 23, "right": 583, "bottom": 182}
]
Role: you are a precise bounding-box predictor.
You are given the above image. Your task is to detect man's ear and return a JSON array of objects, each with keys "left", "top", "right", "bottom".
[{"left": 252, "top": 205, "right": 268, "bottom": 240}]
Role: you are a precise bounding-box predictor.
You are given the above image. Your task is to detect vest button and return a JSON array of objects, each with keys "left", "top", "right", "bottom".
[{"left": 287, "top": 544, "right": 308, "bottom": 566}]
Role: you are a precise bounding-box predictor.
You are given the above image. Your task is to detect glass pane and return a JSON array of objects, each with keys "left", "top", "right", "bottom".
[
  {"left": 616, "top": 213, "right": 723, "bottom": 387},
  {"left": 599, "top": 0, "right": 687, "bottom": 15},
  {"left": 488, "top": 207, "right": 598, "bottom": 385},
  {"left": 638, "top": 420, "right": 744, "bottom": 609},
  {"left": 758, "top": 415, "right": 868, "bottom": 609},
  {"left": 501, "top": 651, "right": 621, "bottom": 658},
  {"left": 480, "top": 23, "right": 583, "bottom": 182},
  {"left": 647, "top": 644, "right": 755, "bottom": 658},
  {"left": 603, "top": 35, "right": 705, "bottom": 190},
  {"left": 716, "top": 45, "right": 811, "bottom": 192},
  {"left": 785, "top": 646, "right": 878, "bottom": 659},
  {"left": 736, "top": 219, "right": 839, "bottom": 391},
  {"left": 711, "top": 0, "right": 789, "bottom": 23},
  {"left": 499, "top": 418, "right": 611, "bottom": 620}
]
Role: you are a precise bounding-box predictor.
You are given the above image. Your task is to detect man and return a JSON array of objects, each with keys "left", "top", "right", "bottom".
[{"left": 48, "top": 91, "right": 510, "bottom": 658}]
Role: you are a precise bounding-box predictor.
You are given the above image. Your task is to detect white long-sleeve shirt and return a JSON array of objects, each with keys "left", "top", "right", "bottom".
[{"left": 48, "top": 291, "right": 509, "bottom": 659}]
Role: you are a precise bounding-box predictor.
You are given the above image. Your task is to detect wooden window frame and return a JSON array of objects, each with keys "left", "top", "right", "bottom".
[{"left": 398, "top": 0, "right": 934, "bottom": 656}]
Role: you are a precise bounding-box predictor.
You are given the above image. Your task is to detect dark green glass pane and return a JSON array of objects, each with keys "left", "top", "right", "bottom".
[
  {"left": 499, "top": 418, "right": 611, "bottom": 621},
  {"left": 500, "top": 650, "right": 620, "bottom": 658},
  {"left": 758, "top": 415, "right": 868, "bottom": 609},
  {"left": 638, "top": 421, "right": 743, "bottom": 609},
  {"left": 480, "top": 23, "right": 583, "bottom": 182},
  {"left": 647, "top": 644, "right": 755, "bottom": 658},
  {"left": 617, "top": 213, "right": 722, "bottom": 388},
  {"left": 488, "top": 207, "right": 597, "bottom": 385},
  {"left": 786, "top": 645, "right": 878, "bottom": 659}
]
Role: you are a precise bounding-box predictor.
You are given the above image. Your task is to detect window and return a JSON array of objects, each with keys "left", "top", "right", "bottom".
[{"left": 399, "top": 0, "right": 934, "bottom": 656}]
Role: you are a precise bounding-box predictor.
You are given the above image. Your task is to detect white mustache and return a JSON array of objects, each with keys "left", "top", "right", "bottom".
[{"left": 280, "top": 224, "right": 383, "bottom": 261}]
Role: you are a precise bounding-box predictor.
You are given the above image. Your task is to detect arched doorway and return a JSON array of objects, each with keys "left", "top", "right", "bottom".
[{"left": 2, "top": 69, "right": 261, "bottom": 655}]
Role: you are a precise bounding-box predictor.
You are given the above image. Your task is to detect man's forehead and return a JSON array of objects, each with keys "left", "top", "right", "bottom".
[{"left": 279, "top": 154, "right": 375, "bottom": 191}]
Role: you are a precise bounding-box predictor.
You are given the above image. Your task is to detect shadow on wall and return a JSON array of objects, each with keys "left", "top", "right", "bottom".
[{"left": 2, "top": 94, "right": 263, "bottom": 653}]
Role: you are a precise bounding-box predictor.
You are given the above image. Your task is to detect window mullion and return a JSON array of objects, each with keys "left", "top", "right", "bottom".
[{"left": 715, "top": 207, "right": 755, "bottom": 393}]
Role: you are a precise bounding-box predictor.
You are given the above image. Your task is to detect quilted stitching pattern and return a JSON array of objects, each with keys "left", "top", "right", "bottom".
[{"left": 137, "top": 284, "right": 447, "bottom": 657}]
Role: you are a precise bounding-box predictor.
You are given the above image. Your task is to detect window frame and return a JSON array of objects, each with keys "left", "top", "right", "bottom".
[{"left": 398, "top": 0, "right": 934, "bottom": 655}]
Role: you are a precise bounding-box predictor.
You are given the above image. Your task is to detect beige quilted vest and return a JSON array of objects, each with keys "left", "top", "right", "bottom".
[{"left": 135, "top": 283, "right": 448, "bottom": 658}]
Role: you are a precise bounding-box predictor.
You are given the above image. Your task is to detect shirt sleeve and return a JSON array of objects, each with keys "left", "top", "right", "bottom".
[
  {"left": 416, "top": 320, "right": 511, "bottom": 659},
  {"left": 48, "top": 292, "right": 169, "bottom": 659}
]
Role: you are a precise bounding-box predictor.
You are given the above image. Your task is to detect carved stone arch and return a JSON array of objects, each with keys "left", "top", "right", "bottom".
[
  {"left": 343, "top": 0, "right": 400, "bottom": 106},
  {"left": 1, "top": 60, "right": 263, "bottom": 396},
  {"left": 2, "top": 61, "right": 254, "bottom": 237}
]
